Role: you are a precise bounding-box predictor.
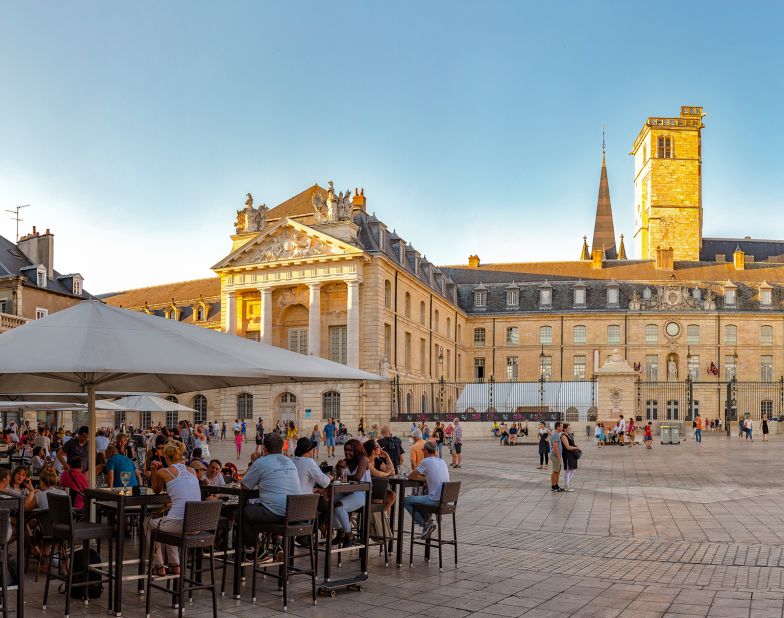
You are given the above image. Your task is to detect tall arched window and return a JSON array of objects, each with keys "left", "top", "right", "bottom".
[
  {"left": 539, "top": 326, "right": 553, "bottom": 345},
  {"left": 237, "top": 393, "right": 253, "bottom": 420},
  {"left": 192, "top": 394, "right": 208, "bottom": 424},
  {"left": 195, "top": 305, "right": 205, "bottom": 321},
  {"left": 384, "top": 280, "right": 392, "bottom": 309},
  {"left": 323, "top": 391, "right": 341, "bottom": 420},
  {"left": 725, "top": 324, "right": 737, "bottom": 344},
  {"left": 404, "top": 292, "right": 411, "bottom": 318},
  {"left": 434, "top": 310, "right": 440, "bottom": 333},
  {"left": 165, "top": 395, "right": 179, "bottom": 426},
  {"left": 419, "top": 301, "right": 426, "bottom": 324},
  {"left": 421, "top": 394, "right": 429, "bottom": 414},
  {"left": 165, "top": 395, "right": 179, "bottom": 404},
  {"left": 406, "top": 391, "right": 413, "bottom": 414}
]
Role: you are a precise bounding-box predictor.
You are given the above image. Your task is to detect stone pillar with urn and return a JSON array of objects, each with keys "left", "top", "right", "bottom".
[{"left": 595, "top": 349, "right": 638, "bottom": 423}]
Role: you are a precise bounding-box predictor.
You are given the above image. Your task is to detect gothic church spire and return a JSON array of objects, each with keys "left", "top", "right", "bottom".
[{"left": 592, "top": 131, "right": 617, "bottom": 259}]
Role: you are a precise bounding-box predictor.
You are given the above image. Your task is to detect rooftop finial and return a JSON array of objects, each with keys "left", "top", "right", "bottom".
[{"left": 602, "top": 125, "right": 606, "bottom": 159}]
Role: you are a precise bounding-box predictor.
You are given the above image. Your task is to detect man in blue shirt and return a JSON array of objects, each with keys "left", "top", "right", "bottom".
[
  {"left": 104, "top": 445, "right": 141, "bottom": 488},
  {"left": 323, "top": 418, "right": 336, "bottom": 457},
  {"left": 241, "top": 433, "right": 302, "bottom": 559}
]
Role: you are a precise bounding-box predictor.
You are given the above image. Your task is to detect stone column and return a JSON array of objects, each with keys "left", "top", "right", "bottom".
[
  {"left": 346, "top": 280, "right": 360, "bottom": 368},
  {"left": 259, "top": 287, "right": 272, "bottom": 344},
  {"left": 308, "top": 283, "right": 321, "bottom": 356},
  {"left": 225, "top": 291, "right": 237, "bottom": 335}
]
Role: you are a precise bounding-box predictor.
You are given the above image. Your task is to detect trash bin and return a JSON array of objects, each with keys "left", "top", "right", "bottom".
[
  {"left": 670, "top": 425, "right": 681, "bottom": 444},
  {"left": 660, "top": 425, "right": 671, "bottom": 444}
]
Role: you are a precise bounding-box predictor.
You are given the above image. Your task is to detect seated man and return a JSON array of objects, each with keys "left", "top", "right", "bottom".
[
  {"left": 410, "top": 429, "right": 426, "bottom": 469},
  {"left": 405, "top": 441, "right": 450, "bottom": 540},
  {"left": 241, "top": 433, "right": 303, "bottom": 561}
]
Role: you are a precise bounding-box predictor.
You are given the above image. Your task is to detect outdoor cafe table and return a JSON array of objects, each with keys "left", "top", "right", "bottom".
[
  {"left": 388, "top": 476, "right": 425, "bottom": 567},
  {"left": 0, "top": 490, "right": 24, "bottom": 618},
  {"left": 84, "top": 486, "right": 168, "bottom": 617},
  {"left": 200, "top": 483, "right": 254, "bottom": 599}
]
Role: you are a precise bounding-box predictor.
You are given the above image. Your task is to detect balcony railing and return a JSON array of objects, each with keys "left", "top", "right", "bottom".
[{"left": 0, "top": 312, "right": 31, "bottom": 330}]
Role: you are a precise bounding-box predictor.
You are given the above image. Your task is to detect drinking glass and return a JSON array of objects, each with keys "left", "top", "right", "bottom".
[{"left": 120, "top": 471, "right": 131, "bottom": 491}]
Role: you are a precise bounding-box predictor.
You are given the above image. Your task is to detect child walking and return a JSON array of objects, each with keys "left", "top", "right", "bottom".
[{"left": 234, "top": 429, "right": 242, "bottom": 459}]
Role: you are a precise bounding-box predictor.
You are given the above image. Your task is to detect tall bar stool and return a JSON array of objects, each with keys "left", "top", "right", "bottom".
[
  {"left": 144, "top": 500, "right": 223, "bottom": 618},
  {"left": 409, "top": 481, "right": 460, "bottom": 572},
  {"left": 42, "top": 492, "right": 115, "bottom": 618},
  {"left": 0, "top": 508, "right": 9, "bottom": 618},
  {"left": 369, "top": 477, "right": 391, "bottom": 566},
  {"left": 249, "top": 494, "right": 319, "bottom": 611}
]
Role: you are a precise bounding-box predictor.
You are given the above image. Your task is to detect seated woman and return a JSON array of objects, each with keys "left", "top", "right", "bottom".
[
  {"left": 363, "top": 439, "right": 396, "bottom": 510},
  {"left": 146, "top": 440, "right": 202, "bottom": 576},
  {"left": 499, "top": 423, "right": 509, "bottom": 446},
  {"left": 8, "top": 465, "right": 38, "bottom": 510},
  {"left": 30, "top": 446, "right": 47, "bottom": 475},
  {"left": 509, "top": 423, "right": 518, "bottom": 445},
  {"left": 333, "top": 439, "right": 370, "bottom": 548}
]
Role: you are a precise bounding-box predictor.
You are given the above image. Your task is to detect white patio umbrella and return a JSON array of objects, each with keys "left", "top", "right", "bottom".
[
  {"left": 107, "top": 394, "right": 197, "bottom": 414},
  {"left": 0, "top": 300, "right": 383, "bottom": 485}
]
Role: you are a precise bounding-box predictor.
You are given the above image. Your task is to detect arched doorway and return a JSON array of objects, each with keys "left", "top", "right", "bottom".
[{"left": 279, "top": 392, "right": 297, "bottom": 425}]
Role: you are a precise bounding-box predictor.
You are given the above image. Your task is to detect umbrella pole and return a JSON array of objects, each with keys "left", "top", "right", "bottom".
[{"left": 88, "top": 384, "right": 97, "bottom": 488}]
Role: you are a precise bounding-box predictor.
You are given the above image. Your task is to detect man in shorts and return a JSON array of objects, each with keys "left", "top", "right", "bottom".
[
  {"left": 452, "top": 418, "right": 463, "bottom": 469},
  {"left": 617, "top": 415, "right": 626, "bottom": 445},
  {"left": 323, "top": 418, "right": 336, "bottom": 457},
  {"left": 550, "top": 421, "right": 563, "bottom": 492}
]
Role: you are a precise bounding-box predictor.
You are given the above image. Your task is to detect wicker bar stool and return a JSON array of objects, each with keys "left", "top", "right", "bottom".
[
  {"left": 0, "top": 508, "right": 9, "bottom": 618},
  {"left": 368, "top": 478, "right": 390, "bottom": 567},
  {"left": 144, "top": 500, "right": 223, "bottom": 618},
  {"left": 42, "top": 492, "right": 115, "bottom": 618},
  {"left": 249, "top": 494, "right": 319, "bottom": 611},
  {"left": 408, "top": 481, "right": 460, "bottom": 571}
]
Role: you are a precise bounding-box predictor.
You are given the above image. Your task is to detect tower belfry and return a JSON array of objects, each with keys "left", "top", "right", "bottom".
[{"left": 591, "top": 132, "right": 617, "bottom": 259}]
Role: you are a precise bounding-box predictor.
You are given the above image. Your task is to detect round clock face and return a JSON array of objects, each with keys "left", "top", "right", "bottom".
[{"left": 665, "top": 321, "right": 681, "bottom": 337}]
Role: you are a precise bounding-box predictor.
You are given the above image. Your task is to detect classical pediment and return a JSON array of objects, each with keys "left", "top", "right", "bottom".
[{"left": 212, "top": 219, "right": 363, "bottom": 270}]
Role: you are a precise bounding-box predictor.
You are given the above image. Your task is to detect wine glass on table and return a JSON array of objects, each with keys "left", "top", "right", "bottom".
[{"left": 120, "top": 471, "right": 131, "bottom": 494}]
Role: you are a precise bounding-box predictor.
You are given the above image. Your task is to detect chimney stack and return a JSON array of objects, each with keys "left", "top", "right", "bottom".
[
  {"left": 17, "top": 227, "right": 55, "bottom": 278},
  {"left": 352, "top": 187, "right": 366, "bottom": 211},
  {"left": 468, "top": 254, "right": 480, "bottom": 268},
  {"left": 655, "top": 246, "right": 674, "bottom": 271},
  {"left": 591, "top": 248, "right": 603, "bottom": 270}
]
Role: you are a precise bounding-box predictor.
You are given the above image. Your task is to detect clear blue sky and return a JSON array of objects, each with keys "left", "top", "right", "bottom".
[{"left": 1, "top": 1, "right": 782, "bottom": 293}]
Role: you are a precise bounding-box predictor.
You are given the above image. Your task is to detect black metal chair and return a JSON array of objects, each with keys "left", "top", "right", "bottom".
[
  {"left": 368, "top": 477, "right": 390, "bottom": 566},
  {"left": 144, "top": 500, "right": 223, "bottom": 618},
  {"left": 0, "top": 508, "right": 9, "bottom": 618},
  {"left": 42, "top": 492, "right": 115, "bottom": 618},
  {"left": 249, "top": 494, "right": 319, "bottom": 611},
  {"left": 409, "top": 480, "right": 460, "bottom": 572}
]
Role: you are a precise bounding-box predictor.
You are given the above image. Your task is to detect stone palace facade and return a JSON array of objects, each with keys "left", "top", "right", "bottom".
[{"left": 102, "top": 105, "right": 784, "bottom": 429}]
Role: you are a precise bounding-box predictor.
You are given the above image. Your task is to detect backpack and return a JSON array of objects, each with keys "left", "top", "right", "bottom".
[{"left": 62, "top": 548, "right": 103, "bottom": 599}]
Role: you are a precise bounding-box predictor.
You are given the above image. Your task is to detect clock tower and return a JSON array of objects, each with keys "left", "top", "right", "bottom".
[{"left": 631, "top": 106, "right": 705, "bottom": 261}]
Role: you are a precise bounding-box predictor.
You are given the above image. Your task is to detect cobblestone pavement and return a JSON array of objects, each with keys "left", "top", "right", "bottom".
[{"left": 17, "top": 433, "right": 784, "bottom": 617}]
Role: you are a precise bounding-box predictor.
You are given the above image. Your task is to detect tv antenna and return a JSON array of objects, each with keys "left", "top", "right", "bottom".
[{"left": 5, "top": 204, "right": 30, "bottom": 242}]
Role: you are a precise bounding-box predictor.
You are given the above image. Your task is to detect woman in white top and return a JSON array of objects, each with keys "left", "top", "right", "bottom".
[
  {"left": 193, "top": 424, "right": 210, "bottom": 458},
  {"left": 146, "top": 440, "right": 202, "bottom": 576},
  {"left": 333, "top": 439, "right": 370, "bottom": 548}
]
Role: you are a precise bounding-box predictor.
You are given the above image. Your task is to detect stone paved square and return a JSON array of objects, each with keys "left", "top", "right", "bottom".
[{"left": 12, "top": 433, "right": 784, "bottom": 617}]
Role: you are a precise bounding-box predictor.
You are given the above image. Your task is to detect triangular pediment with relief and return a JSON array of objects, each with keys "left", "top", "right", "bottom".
[{"left": 212, "top": 218, "right": 364, "bottom": 270}]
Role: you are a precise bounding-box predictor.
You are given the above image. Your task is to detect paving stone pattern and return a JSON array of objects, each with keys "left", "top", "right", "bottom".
[{"left": 15, "top": 433, "right": 784, "bottom": 617}]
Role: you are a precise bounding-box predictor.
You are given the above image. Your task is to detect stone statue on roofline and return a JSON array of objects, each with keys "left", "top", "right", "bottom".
[
  {"left": 312, "top": 180, "right": 353, "bottom": 223},
  {"left": 234, "top": 192, "right": 268, "bottom": 234}
]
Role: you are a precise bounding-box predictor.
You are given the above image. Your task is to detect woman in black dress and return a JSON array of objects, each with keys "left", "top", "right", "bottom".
[
  {"left": 537, "top": 422, "right": 550, "bottom": 469},
  {"left": 560, "top": 422, "right": 580, "bottom": 492},
  {"left": 762, "top": 416, "right": 769, "bottom": 442}
]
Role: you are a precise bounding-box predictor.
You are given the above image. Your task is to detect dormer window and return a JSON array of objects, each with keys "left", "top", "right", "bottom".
[
  {"left": 473, "top": 287, "right": 487, "bottom": 310},
  {"left": 36, "top": 266, "right": 47, "bottom": 288},
  {"left": 607, "top": 283, "right": 619, "bottom": 307},
  {"left": 760, "top": 283, "right": 773, "bottom": 307},
  {"left": 505, "top": 286, "right": 519, "bottom": 309},
  {"left": 73, "top": 279, "right": 82, "bottom": 295},
  {"left": 539, "top": 283, "right": 552, "bottom": 308},
  {"left": 573, "top": 284, "right": 586, "bottom": 308},
  {"left": 723, "top": 282, "right": 737, "bottom": 307},
  {"left": 165, "top": 305, "right": 180, "bottom": 320},
  {"left": 196, "top": 305, "right": 205, "bottom": 321}
]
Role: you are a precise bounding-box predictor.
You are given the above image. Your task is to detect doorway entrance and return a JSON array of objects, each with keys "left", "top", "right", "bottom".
[{"left": 279, "top": 392, "right": 297, "bottom": 425}]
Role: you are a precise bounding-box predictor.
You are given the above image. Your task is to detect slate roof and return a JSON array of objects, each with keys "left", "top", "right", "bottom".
[
  {"left": 265, "top": 184, "right": 327, "bottom": 222},
  {"left": 701, "top": 238, "right": 784, "bottom": 262},
  {"left": 0, "top": 234, "right": 91, "bottom": 299},
  {"left": 451, "top": 278, "right": 783, "bottom": 314},
  {"left": 102, "top": 277, "right": 221, "bottom": 310}
]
